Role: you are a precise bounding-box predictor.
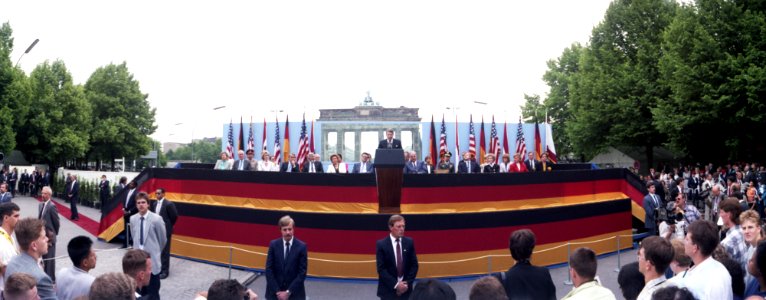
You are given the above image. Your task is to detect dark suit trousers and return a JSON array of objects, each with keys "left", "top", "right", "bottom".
[
  {"left": 161, "top": 233, "right": 171, "bottom": 274},
  {"left": 70, "top": 197, "right": 79, "bottom": 219},
  {"left": 43, "top": 242, "right": 56, "bottom": 282},
  {"left": 141, "top": 273, "right": 161, "bottom": 299}
]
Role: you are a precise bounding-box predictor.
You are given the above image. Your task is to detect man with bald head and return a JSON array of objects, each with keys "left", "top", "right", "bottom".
[
  {"left": 705, "top": 185, "right": 724, "bottom": 222},
  {"left": 232, "top": 150, "right": 252, "bottom": 171}
]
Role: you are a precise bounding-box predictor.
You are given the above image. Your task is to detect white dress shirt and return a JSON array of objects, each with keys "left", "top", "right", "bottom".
[
  {"left": 56, "top": 266, "right": 95, "bottom": 300},
  {"left": 680, "top": 256, "right": 733, "bottom": 300}
]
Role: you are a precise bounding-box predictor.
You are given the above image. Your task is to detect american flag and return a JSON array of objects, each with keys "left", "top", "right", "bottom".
[
  {"left": 515, "top": 116, "right": 527, "bottom": 157},
  {"left": 297, "top": 114, "right": 310, "bottom": 168},
  {"left": 273, "top": 117, "right": 281, "bottom": 164},
  {"left": 247, "top": 116, "right": 255, "bottom": 151},
  {"left": 454, "top": 115, "right": 460, "bottom": 173},
  {"left": 226, "top": 119, "right": 234, "bottom": 159},
  {"left": 489, "top": 116, "right": 500, "bottom": 163},
  {"left": 468, "top": 115, "right": 476, "bottom": 159},
  {"left": 439, "top": 115, "right": 447, "bottom": 156}
]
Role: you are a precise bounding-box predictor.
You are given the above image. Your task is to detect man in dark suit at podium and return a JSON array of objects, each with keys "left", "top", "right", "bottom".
[
  {"left": 378, "top": 129, "right": 402, "bottom": 149},
  {"left": 376, "top": 215, "right": 418, "bottom": 299}
]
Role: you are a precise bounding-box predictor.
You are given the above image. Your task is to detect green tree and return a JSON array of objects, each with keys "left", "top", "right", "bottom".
[
  {"left": 17, "top": 60, "right": 92, "bottom": 166},
  {"left": 166, "top": 138, "right": 222, "bottom": 164},
  {"left": 84, "top": 62, "right": 156, "bottom": 170},
  {"left": 519, "top": 94, "right": 543, "bottom": 122},
  {"left": 0, "top": 23, "right": 32, "bottom": 155},
  {"left": 657, "top": 0, "right": 766, "bottom": 161},
  {"left": 567, "top": 0, "right": 676, "bottom": 166},
  {"left": 541, "top": 43, "right": 583, "bottom": 158}
]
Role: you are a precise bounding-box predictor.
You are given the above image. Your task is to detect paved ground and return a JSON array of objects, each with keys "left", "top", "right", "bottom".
[{"left": 12, "top": 195, "right": 638, "bottom": 299}]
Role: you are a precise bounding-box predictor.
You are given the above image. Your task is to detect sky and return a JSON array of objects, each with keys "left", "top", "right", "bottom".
[{"left": 3, "top": 0, "right": 614, "bottom": 144}]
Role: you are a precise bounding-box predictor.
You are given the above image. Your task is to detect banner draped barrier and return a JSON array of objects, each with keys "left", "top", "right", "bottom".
[{"left": 99, "top": 168, "right": 646, "bottom": 278}]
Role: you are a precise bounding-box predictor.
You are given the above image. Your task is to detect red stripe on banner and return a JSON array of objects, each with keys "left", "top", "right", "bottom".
[
  {"left": 174, "top": 212, "right": 629, "bottom": 254},
  {"left": 141, "top": 178, "right": 378, "bottom": 203},
  {"left": 624, "top": 181, "right": 646, "bottom": 207},
  {"left": 402, "top": 179, "right": 624, "bottom": 204},
  {"left": 98, "top": 205, "right": 125, "bottom": 234}
]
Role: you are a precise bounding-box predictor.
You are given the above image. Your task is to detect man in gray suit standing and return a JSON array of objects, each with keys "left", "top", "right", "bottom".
[
  {"left": 130, "top": 192, "right": 166, "bottom": 299},
  {"left": 5, "top": 218, "right": 56, "bottom": 300},
  {"left": 38, "top": 186, "right": 59, "bottom": 282}
]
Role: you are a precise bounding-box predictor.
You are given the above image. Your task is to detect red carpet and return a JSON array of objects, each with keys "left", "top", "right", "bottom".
[{"left": 35, "top": 196, "right": 100, "bottom": 236}]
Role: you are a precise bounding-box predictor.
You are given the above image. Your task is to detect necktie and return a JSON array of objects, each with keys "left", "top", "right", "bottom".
[
  {"left": 361, "top": 163, "right": 366, "bottom": 173},
  {"left": 653, "top": 194, "right": 659, "bottom": 207},
  {"left": 285, "top": 241, "right": 291, "bottom": 262},
  {"left": 396, "top": 238, "right": 403, "bottom": 278},
  {"left": 287, "top": 164, "right": 292, "bottom": 173},
  {"left": 467, "top": 161, "right": 471, "bottom": 174},
  {"left": 140, "top": 216, "right": 145, "bottom": 246},
  {"left": 239, "top": 161, "right": 243, "bottom": 170},
  {"left": 388, "top": 140, "right": 392, "bottom": 149},
  {"left": 39, "top": 203, "right": 45, "bottom": 219},
  {"left": 310, "top": 163, "right": 315, "bottom": 173}
]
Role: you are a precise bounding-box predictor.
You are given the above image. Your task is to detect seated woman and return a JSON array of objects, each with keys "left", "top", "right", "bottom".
[
  {"left": 214, "top": 152, "right": 233, "bottom": 170},
  {"left": 499, "top": 153, "right": 511, "bottom": 173},
  {"left": 326, "top": 154, "right": 348, "bottom": 173},
  {"left": 257, "top": 151, "right": 278, "bottom": 172}
]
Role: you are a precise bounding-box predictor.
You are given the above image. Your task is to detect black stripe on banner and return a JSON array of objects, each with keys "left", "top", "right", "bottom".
[
  {"left": 147, "top": 168, "right": 377, "bottom": 187},
  {"left": 402, "top": 168, "right": 631, "bottom": 187},
  {"left": 175, "top": 199, "right": 631, "bottom": 231}
]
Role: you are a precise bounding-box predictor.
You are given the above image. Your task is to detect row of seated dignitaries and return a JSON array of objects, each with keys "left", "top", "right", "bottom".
[{"left": 215, "top": 148, "right": 554, "bottom": 175}]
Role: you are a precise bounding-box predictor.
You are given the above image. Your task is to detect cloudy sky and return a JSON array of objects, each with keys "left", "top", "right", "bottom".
[{"left": 3, "top": 0, "right": 613, "bottom": 143}]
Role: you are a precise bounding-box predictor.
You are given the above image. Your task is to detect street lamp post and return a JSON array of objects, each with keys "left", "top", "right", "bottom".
[{"left": 15, "top": 38, "right": 39, "bottom": 67}]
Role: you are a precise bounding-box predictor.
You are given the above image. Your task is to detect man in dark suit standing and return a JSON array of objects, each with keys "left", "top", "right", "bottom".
[
  {"left": 352, "top": 152, "right": 374, "bottom": 174},
  {"left": 38, "top": 186, "right": 60, "bottom": 282},
  {"left": 265, "top": 215, "right": 307, "bottom": 300},
  {"left": 280, "top": 154, "right": 300, "bottom": 173},
  {"left": 643, "top": 183, "right": 661, "bottom": 235},
  {"left": 67, "top": 175, "right": 80, "bottom": 220},
  {"left": 525, "top": 151, "right": 541, "bottom": 172},
  {"left": 232, "top": 150, "right": 252, "bottom": 171},
  {"left": 99, "top": 175, "right": 110, "bottom": 209},
  {"left": 122, "top": 181, "right": 138, "bottom": 248},
  {"left": 378, "top": 129, "right": 402, "bottom": 149},
  {"left": 503, "top": 229, "right": 556, "bottom": 300},
  {"left": 151, "top": 188, "right": 178, "bottom": 280},
  {"left": 376, "top": 215, "right": 418, "bottom": 299},
  {"left": 457, "top": 152, "right": 480, "bottom": 174},
  {"left": 301, "top": 153, "right": 323, "bottom": 173},
  {"left": 7, "top": 168, "right": 17, "bottom": 196}
]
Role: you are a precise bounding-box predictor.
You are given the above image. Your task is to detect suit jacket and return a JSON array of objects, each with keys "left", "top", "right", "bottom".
[
  {"left": 376, "top": 236, "right": 418, "bottom": 299},
  {"left": 130, "top": 212, "right": 167, "bottom": 275},
  {"left": 38, "top": 200, "right": 59, "bottom": 244},
  {"left": 669, "top": 185, "right": 683, "bottom": 201},
  {"left": 6, "top": 253, "right": 56, "bottom": 300},
  {"left": 68, "top": 180, "right": 80, "bottom": 202},
  {"left": 643, "top": 193, "right": 661, "bottom": 229},
  {"left": 378, "top": 139, "right": 402, "bottom": 149},
  {"left": 151, "top": 198, "right": 178, "bottom": 238},
  {"left": 265, "top": 238, "right": 307, "bottom": 300},
  {"left": 99, "top": 180, "right": 111, "bottom": 200},
  {"left": 403, "top": 161, "right": 424, "bottom": 174},
  {"left": 0, "top": 192, "right": 12, "bottom": 203},
  {"left": 352, "top": 162, "right": 375, "bottom": 174},
  {"left": 509, "top": 162, "right": 529, "bottom": 173},
  {"left": 123, "top": 188, "right": 138, "bottom": 216},
  {"left": 457, "top": 160, "right": 480, "bottom": 174},
  {"left": 483, "top": 164, "right": 500, "bottom": 174},
  {"left": 280, "top": 162, "right": 300, "bottom": 173},
  {"left": 301, "top": 161, "right": 324, "bottom": 173},
  {"left": 503, "top": 261, "right": 556, "bottom": 300},
  {"left": 421, "top": 163, "right": 435, "bottom": 174},
  {"left": 232, "top": 159, "right": 252, "bottom": 171},
  {"left": 525, "top": 159, "right": 542, "bottom": 172}
]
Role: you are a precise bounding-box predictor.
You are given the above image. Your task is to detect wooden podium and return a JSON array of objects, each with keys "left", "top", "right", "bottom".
[{"left": 374, "top": 149, "right": 405, "bottom": 213}]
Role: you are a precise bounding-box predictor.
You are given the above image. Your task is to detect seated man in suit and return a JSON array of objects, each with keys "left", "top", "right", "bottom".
[
  {"left": 457, "top": 152, "right": 480, "bottom": 174},
  {"left": 483, "top": 154, "right": 500, "bottom": 173},
  {"left": 232, "top": 150, "right": 252, "bottom": 171},
  {"left": 301, "top": 153, "right": 323, "bottom": 173},
  {"left": 280, "top": 153, "right": 300, "bottom": 173},
  {"left": 265, "top": 215, "right": 307, "bottom": 300},
  {"left": 5, "top": 218, "right": 56, "bottom": 300},
  {"left": 503, "top": 229, "right": 555, "bottom": 300},
  {"left": 525, "top": 151, "right": 541, "bottom": 172},
  {"left": 422, "top": 156, "right": 435, "bottom": 174},
  {"left": 378, "top": 129, "right": 402, "bottom": 149},
  {"left": 403, "top": 152, "right": 425, "bottom": 174},
  {"left": 376, "top": 215, "right": 418, "bottom": 299},
  {"left": 353, "top": 152, "right": 375, "bottom": 174}
]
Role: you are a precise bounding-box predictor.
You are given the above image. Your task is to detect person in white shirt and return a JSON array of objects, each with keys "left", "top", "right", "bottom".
[
  {"left": 56, "top": 236, "right": 97, "bottom": 300},
  {"left": 0, "top": 202, "right": 20, "bottom": 290},
  {"left": 257, "top": 151, "right": 279, "bottom": 172},
  {"left": 667, "top": 239, "right": 692, "bottom": 285},
  {"left": 682, "top": 220, "right": 733, "bottom": 300},
  {"left": 561, "top": 247, "right": 616, "bottom": 300},
  {"left": 636, "top": 236, "right": 675, "bottom": 300}
]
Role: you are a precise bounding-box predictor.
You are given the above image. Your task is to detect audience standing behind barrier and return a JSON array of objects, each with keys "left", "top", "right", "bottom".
[{"left": 561, "top": 247, "right": 616, "bottom": 300}]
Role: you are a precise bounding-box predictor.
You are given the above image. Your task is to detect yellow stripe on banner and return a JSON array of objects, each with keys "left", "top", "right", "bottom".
[
  {"left": 401, "top": 192, "right": 629, "bottom": 214},
  {"left": 160, "top": 192, "right": 379, "bottom": 214},
  {"left": 632, "top": 200, "right": 646, "bottom": 223},
  {"left": 98, "top": 218, "right": 125, "bottom": 241},
  {"left": 171, "top": 230, "right": 633, "bottom": 279}
]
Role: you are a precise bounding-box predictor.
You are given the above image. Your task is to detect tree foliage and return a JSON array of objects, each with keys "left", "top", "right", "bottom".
[
  {"left": 166, "top": 138, "right": 222, "bottom": 164},
  {"left": 17, "top": 60, "right": 92, "bottom": 166},
  {"left": 540, "top": 43, "right": 582, "bottom": 158},
  {"left": 0, "top": 22, "right": 32, "bottom": 156},
  {"left": 84, "top": 62, "right": 156, "bottom": 169}
]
